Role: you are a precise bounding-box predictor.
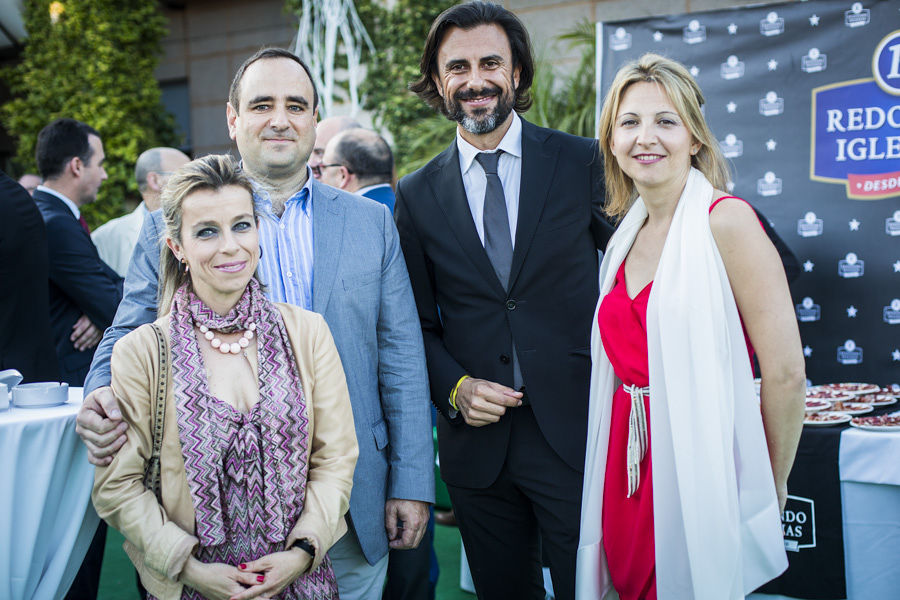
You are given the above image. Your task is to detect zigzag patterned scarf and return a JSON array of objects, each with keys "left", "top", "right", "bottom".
[{"left": 169, "top": 279, "right": 310, "bottom": 547}]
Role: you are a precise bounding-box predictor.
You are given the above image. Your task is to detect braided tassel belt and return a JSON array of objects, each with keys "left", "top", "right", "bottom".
[{"left": 623, "top": 384, "right": 650, "bottom": 497}]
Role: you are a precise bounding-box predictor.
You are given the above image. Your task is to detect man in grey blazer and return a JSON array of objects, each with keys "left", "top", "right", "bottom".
[{"left": 75, "top": 48, "right": 433, "bottom": 600}]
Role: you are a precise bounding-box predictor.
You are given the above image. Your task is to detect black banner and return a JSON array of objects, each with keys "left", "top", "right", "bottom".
[{"left": 597, "top": 0, "right": 900, "bottom": 386}]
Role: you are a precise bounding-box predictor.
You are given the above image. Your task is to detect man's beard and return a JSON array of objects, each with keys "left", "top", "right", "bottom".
[{"left": 447, "top": 83, "right": 515, "bottom": 135}]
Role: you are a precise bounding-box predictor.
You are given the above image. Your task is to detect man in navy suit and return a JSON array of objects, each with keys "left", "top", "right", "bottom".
[
  {"left": 0, "top": 170, "right": 58, "bottom": 383},
  {"left": 395, "top": 4, "right": 614, "bottom": 599},
  {"left": 33, "top": 118, "right": 122, "bottom": 600},
  {"left": 33, "top": 118, "right": 123, "bottom": 388},
  {"left": 319, "top": 128, "right": 396, "bottom": 213}
]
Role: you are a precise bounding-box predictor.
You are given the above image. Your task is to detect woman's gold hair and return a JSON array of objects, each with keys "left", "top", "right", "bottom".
[
  {"left": 157, "top": 154, "right": 256, "bottom": 315},
  {"left": 599, "top": 53, "right": 730, "bottom": 219}
]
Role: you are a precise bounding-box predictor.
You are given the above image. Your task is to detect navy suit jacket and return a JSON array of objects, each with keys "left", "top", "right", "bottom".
[
  {"left": 360, "top": 184, "right": 395, "bottom": 214},
  {"left": 0, "top": 172, "right": 59, "bottom": 382},
  {"left": 396, "top": 119, "right": 613, "bottom": 487},
  {"left": 34, "top": 189, "right": 123, "bottom": 385}
]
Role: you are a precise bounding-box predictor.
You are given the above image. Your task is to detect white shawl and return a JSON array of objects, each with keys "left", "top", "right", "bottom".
[{"left": 576, "top": 168, "right": 787, "bottom": 599}]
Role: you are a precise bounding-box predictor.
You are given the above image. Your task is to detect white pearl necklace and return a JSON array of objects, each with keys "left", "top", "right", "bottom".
[{"left": 198, "top": 322, "right": 256, "bottom": 354}]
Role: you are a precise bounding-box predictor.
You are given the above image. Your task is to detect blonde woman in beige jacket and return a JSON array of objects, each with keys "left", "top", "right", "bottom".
[{"left": 92, "top": 155, "right": 358, "bottom": 600}]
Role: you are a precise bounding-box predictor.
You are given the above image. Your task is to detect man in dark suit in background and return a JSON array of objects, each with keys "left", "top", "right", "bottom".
[
  {"left": 33, "top": 118, "right": 122, "bottom": 599},
  {"left": 0, "top": 171, "right": 59, "bottom": 383},
  {"left": 319, "top": 127, "right": 397, "bottom": 213},
  {"left": 395, "top": 4, "right": 613, "bottom": 599},
  {"left": 33, "top": 118, "right": 123, "bottom": 389}
]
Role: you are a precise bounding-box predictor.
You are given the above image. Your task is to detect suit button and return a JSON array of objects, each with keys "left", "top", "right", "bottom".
[
  {"left": 499, "top": 354, "right": 510, "bottom": 364},
  {"left": 505, "top": 300, "right": 517, "bottom": 311}
]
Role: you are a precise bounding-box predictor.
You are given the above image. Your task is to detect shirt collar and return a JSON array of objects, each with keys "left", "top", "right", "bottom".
[
  {"left": 355, "top": 183, "right": 392, "bottom": 197},
  {"left": 251, "top": 166, "right": 315, "bottom": 216},
  {"left": 36, "top": 185, "right": 80, "bottom": 219},
  {"left": 456, "top": 112, "right": 523, "bottom": 174}
]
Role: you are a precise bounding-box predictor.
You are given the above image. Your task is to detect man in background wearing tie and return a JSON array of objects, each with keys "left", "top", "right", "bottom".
[{"left": 33, "top": 118, "right": 123, "bottom": 388}]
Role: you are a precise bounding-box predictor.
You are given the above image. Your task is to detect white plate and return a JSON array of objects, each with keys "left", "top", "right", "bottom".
[
  {"left": 856, "top": 395, "right": 897, "bottom": 407},
  {"left": 805, "top": 399, "right": 832, "bottom": 412},
  {"left": 804, "top": 412, "right": 851, "bottom": 426},
  {"left": 12, "top": 382, "right": 69, "bottom": 408},
  {"left": 828, "top": 402, "right": 874, "bottom": 416},
  {"left": 805, "top": 388, "right": 855, "bottom": 401},
  {"left": 849, "top": 422, "right": 900, "bottom": 432},
  {"left": 812, "top": 383, "right": 880, "bottom": 396}
]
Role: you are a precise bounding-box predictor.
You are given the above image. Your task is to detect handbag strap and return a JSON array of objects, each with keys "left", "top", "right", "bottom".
[{"left": 143, "top": 322, "right": 168, "bottom": 502}]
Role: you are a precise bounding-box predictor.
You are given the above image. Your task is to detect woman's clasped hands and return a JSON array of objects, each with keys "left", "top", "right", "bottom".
[{"left": 180, "top": 548, "right": 312, "bottom": 600}]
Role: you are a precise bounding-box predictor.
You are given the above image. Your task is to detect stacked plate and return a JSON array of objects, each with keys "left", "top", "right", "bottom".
[{"left": 804, "top": 382, "right": 899, "bottom": 427}]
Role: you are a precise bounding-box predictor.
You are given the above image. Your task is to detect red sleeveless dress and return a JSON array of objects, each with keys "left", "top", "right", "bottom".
[{"left": 596, "top": 197, "right": 756, "bottom": 600}]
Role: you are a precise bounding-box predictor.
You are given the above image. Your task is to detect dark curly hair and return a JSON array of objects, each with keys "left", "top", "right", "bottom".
[{"left": 409, "top": 2, "right": 534, "bottom": 116}]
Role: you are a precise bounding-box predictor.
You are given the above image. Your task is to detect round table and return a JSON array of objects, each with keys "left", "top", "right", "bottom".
[{"left": 0, "top": 387, "right": 99, "bottom": 600}]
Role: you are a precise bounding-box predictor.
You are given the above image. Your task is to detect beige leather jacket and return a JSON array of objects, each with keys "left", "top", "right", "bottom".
[{"left": 92, "top": 304, "right": 358, "bottom": 600}]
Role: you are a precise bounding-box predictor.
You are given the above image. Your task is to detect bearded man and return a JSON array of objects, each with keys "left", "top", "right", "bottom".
[{"left": 394, "top": 3, "right": 613, "bottom": 599}]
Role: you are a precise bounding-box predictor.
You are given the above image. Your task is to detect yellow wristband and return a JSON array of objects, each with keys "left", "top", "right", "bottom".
[{"left": 449, "top": 375, "right": 469, "bottom": 411}]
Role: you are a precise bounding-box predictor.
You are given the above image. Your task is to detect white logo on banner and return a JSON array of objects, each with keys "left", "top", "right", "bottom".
[
  {"left": 798, "top": 212, "right": 824, "bottom": 237},
  {"left": 609, "top": 27, "right": 632, "bottom": 51},
  {"left": 845, "top": 2, "right": 870, "bottom": 28},
  {"left": 759, "top": 91, "right": 785, "bottom": 116},
  {"left": 797, "top": 297, "right": 822, "bottom": 322},
  {"left": 683, "top": 19, "right": 706, "bottom": 44},
  {"left": 838, "top": 339, "right": 863, "bottom": 364},
  {"left": 720, "top": 55, "right": 745, "bottom": 79},
  {"left": 720, "top": 133, "right": 743, "bottom": 158},
  {"left": 887, "top": 211, "right": 900, "bottom": 236},
  {"left": 802, "top": 48, "right": 828, "bottom": 73},
  {"left": 760, "top": 11, "right": 785, "bottom": 36},
  {"left": 885, "top": 299, "right": 900, "bottom": 324},
  {"left": 782, "top": 495, "right": 816, "bottom": 552},
  {"left": 838, "top": 252, "right": 865, "bottom": 278},
  {"left": 757, "top": 171, "right": 783, "bottom": 196}
]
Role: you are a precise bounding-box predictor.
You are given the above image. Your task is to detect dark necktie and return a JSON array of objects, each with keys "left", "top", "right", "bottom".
[
  {"left": 475, "top": 151, "right": 513, "bottom": 290},
  {"left": 475, "top": 151, "right": 523, "bottom": 389},
  {"left": 78, "top": 215, "right": 91, "bottom": 235}
]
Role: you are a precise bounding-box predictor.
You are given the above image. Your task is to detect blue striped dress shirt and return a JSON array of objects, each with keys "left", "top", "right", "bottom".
[{"left": 253, "top": 177, "right": 314, "bottom": 310}]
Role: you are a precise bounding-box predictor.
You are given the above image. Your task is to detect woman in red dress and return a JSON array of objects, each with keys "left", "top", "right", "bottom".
[{"left": 576, "top": 54, "right": 806, "bottom": 599}]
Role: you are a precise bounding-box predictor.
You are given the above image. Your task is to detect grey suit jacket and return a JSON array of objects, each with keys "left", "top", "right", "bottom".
[{"left": 85, "top": 179, "right": 433, "bottom": 564}]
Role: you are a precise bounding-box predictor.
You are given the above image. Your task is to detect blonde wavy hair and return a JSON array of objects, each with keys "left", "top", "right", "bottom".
[
  {"left": 157, "top": 154, "right": 256, "bottom": 315},
  {"left": 599, "top": 53, "right": 730, "bottom": 220}
]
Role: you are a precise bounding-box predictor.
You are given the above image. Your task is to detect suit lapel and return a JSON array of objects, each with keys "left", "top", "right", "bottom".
[
  {"left": 428, "top": 142, "right": 507, "bottom": 297},
  {"left": 311, "top": 180, "right": 344, "bottom": 313},
  {"left": 509, "top": 120, "right": 557, "bottom": 290}
]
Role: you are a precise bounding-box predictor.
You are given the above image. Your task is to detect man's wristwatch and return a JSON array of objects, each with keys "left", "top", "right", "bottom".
[{"left": 290, "top": 538, "right": 315, "bottom": 557}]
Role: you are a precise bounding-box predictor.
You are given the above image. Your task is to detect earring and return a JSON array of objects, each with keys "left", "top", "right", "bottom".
[{"left": 181, "top": 258, "right": 189, "bottom": 274}]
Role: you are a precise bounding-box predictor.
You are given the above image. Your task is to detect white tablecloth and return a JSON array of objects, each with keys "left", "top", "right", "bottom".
[
  {"left": 750, "top": 425, "right": 900, "bottom": 600},
  {"left": 0, "top": 387, "right": 99, "bottom": 600}
]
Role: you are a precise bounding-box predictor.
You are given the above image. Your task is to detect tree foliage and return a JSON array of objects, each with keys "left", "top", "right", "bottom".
[
  {"left": 356, "top": 0, "right": 456, "bottom": 177},
  {"left": 2, "top": 0, "right": 178, "bottom": 228}
]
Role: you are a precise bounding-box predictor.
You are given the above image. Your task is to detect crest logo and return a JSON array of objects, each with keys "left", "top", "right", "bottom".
[
  {"left": 810, "top": 31, "right": 900, "bottom": 200},
  {"left": 802, "top": 48, "right": 828, "bottom": 74},
  {"left": 837, "top": 339, "right": 863, "bottom": 364},
  {"left": 760, "top": 11, "right": 785, "bottom": 37},
  {"left": 757, "top": 171, "right": 782, "bottom": 197},
  {"left": 720, "top": 55, "right": 745, "bottom": 80},
  {"left": 873, "top": 30, "right": 900, "bottom": 96},
  {"left": 838, "top": 252, "right": 865, "bottom": 278},
  {"left": 782, "top": 495, "right": 816, "bottom": 552},
  {"left": 759, "top": 91, "right": 784, "bottom": 116},
  {"left": 796, "top": 297, "right": 821, "bottom": 322},
  {"left": 683, "top": 20, "right": 706, "bottom": 45},
  {"left": 797, "top": 212, "right": 824, "bottom": 237},
  {"left": 720, "top": 133, "right": 743, "bottom": 158},
  {"left": 884, "top": 299, "right": 900, "bottom": 324},
  {"left": 845, "top": 2, "right": 870, "bottom": 28},
  {"left": 609, "top": 27, "right": 632, "bottom": 51},
  {"left": 887, "top": 210, "right": 900, "bottom": 235}
]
